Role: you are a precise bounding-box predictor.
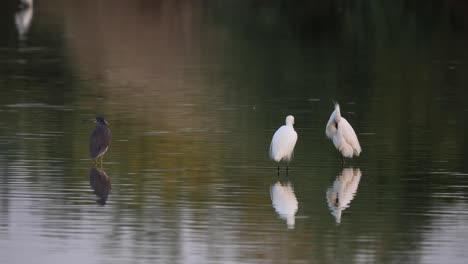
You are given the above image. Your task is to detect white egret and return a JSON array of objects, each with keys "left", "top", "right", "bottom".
[
  {"left": 270, "top": 115, "right": 298, "bottom": 173},
  {"left": 326, "top": 167, "right": 362, "bottom": 224},
  {"left": 271, "top": 181, "right": 298, "bottom": 229},
  {"left": 325, "top": 103, "right": 361, "bottom": 165},
  {"left": 15, "top": 0, "right": 33, "bottom": 41}
]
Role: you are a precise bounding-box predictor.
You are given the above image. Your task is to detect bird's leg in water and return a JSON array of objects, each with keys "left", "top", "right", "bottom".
[
  {"left": 286, "top": 163, "right": 289, "bottom": 177},
  {"left": 341, "top": 156, "right": 345, "bottom": 168},
  {"left": 100, "top": 156, "right": 104, "bottom": 168},
  {"left": 277, "top": 166, "right": 280, "bottom": 177}
]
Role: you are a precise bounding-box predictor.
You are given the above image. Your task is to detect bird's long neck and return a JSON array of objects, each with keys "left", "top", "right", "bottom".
[{"left": 334, "top": 105, "right": 341, "bottom": 123}]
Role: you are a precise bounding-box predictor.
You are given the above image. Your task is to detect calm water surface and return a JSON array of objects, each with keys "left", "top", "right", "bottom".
[{"left": 1, "top": 1, "right": 468, "bottom": 263}]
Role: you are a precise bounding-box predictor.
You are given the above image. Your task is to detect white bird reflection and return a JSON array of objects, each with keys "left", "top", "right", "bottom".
[
  {"left": 15, "top": 0, "right": 34, "bottom": 41},
  {"left": 326, "top": 167, "right": 361, "bottom": 224},
  {"left": 89, "top": 166, "right": 111, "bottom": 205},
  {"left": 270, "top": 181, "right": 298, "bottom": 229}
]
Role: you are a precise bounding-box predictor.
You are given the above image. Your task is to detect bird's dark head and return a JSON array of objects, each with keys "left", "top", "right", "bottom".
[{"left": 95, "top": 116, "right": 109, "bottom": 126}]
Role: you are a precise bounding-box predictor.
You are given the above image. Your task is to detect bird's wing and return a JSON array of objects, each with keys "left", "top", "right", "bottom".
[
  {"left": 89, "top": 125, "right": 112, "bottom": 158},
  {"left": 289, "top": 130, "right": 298, "bottom": 155},
  {"left": 339, "top": 118, "right": 361, "bottom": 155},
  {"left": 270, "top": 126, "right": 287, "bottom": 159},
  {"left": 270, "top": 126, "right": 297, "bottom": 161}
]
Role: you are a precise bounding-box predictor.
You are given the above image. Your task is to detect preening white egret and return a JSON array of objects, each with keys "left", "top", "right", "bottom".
[{"left": 325, "top": 103, "right": 361, "bottom": 165}]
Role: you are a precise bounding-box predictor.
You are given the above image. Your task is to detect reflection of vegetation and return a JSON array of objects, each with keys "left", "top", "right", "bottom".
[{"left": 0, "top": 0, "right": 467, "bottom": 263}]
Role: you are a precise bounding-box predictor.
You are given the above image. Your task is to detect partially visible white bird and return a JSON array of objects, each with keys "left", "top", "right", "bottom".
[
  {"left": 270, "top": 181, "right": 298, "bottom": 229},
  {"left": 15, "top": 0, "right": 33, "bottom": 41},
  {"left": 18, "top": 0, "right": 34, "bottom": 9},
  {"left": 270, "top": 115, "right": 298, "bottom": 173},
  {"left": 326, "top": 167, "right": 362, "bottom": 224},
  {"left": 325, "top": 103, "right": 361, "bottom": 164}
]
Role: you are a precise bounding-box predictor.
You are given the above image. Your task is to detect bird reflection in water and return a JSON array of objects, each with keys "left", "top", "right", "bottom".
[
  {"left": 270, "top": 180, "right": 298, "bottom": 229},
  {"left": 326, "top": 167, "right": 361, "bottom": 224},
  {"left": 89, "top": 166, "right": 111, "bottom": 205},
  {"left": 15, "top": 0, "right": 34, "bottom": 41}
]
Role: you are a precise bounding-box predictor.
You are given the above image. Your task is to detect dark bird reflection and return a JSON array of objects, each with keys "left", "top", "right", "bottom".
[
  {"left": 15, "top": 0, "right": 33, "bottom": 41},
  {"left": 89, "top": 166, "right": 111, "bottom": 205},
  {"left": 326, "top": 167, "right": 361, "bottom": 224},
  {"left": 270, "top": 180, "right": 298, "bottom": 229}
]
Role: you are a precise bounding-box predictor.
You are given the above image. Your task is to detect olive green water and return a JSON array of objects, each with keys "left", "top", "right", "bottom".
[{"left": 1, "top": 1, "right": 468, "bottom": 263}]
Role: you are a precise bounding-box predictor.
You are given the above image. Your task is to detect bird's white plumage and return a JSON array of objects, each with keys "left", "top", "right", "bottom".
[
  {"left": 325, "top": 104, "right": 361, "bottom": 158},
  {"left": 326, "top": 168, "right": 362, "bottom": 224},
  {"left": 15, "top": 1, "right": 33, "bottom": 40},
  {"left": 270, "top": 181, "right": 298, "bottom": 229},
  {"left": 270, "top": 115, "right": 298, "bottom": 162}
]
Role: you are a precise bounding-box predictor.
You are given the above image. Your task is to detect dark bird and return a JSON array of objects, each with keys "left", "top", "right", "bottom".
[
  {"left": 89, "top": 166, "right": 111, "bottom": 205},
  {"left": 89, "top": 116, "right": 111, "bottom": 166}
]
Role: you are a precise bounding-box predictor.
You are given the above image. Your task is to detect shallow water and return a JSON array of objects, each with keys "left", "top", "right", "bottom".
[{"left": 1, "top": 1, "right": 468, "bottom": 263}]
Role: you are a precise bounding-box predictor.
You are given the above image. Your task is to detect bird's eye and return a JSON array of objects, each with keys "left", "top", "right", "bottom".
[{"left": 335, "top": 122, "right": 338, "bottom": 129}]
